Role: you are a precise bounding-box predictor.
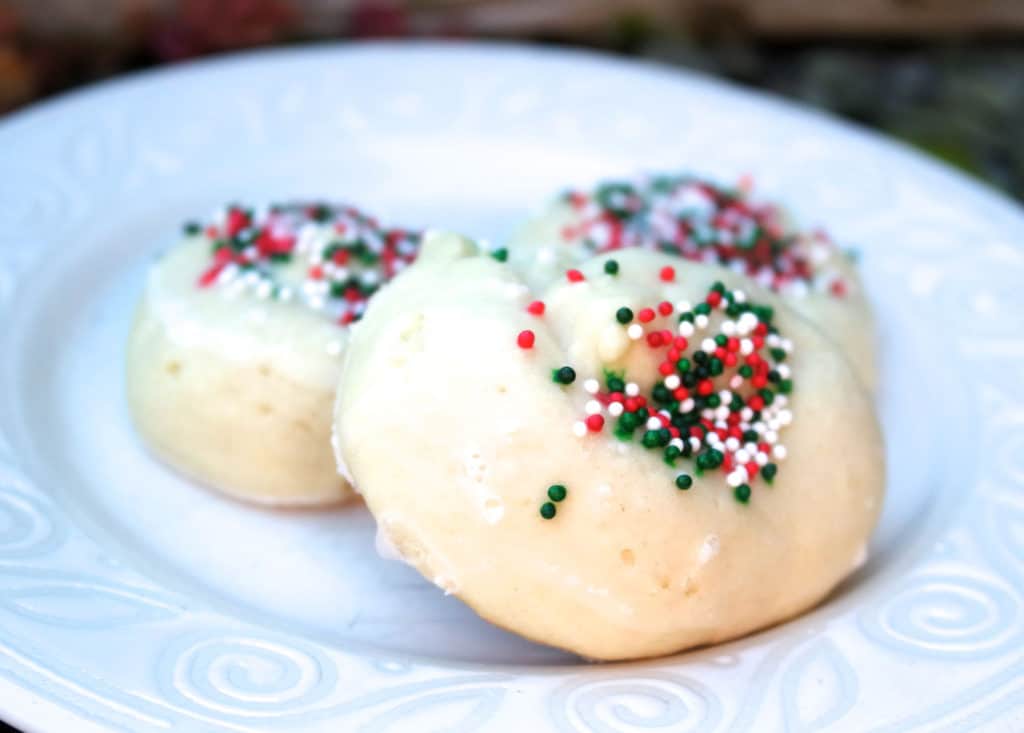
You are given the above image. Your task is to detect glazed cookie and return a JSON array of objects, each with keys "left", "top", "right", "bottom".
[
  {"left": 127, "top": 202, "right": 419, "bottom": 506},
  {"left": 506, "top": 173, "right": 877, "bottom": 391},
  {"left": 335, "top": 233, "right": 884, "bottom": 660}
]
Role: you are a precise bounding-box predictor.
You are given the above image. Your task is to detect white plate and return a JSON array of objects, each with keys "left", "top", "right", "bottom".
[{"left": 0, "top": 41, "right": 1022, "bottom": 733}]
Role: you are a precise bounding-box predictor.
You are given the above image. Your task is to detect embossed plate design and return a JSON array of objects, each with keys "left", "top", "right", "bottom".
[{"left": 0, "top": 42, "right": 1022, "bottom": 733}]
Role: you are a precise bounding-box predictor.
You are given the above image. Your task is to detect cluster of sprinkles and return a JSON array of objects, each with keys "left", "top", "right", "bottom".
[
  {"left": 185, "top": 202, "right": 420, "bottom": 325},
  {"left": 539, "top": 484, "right": 568, "bottom": 519},
  {"left": 519, "top": 261, "right": 794, "bottom": 510},
  {"left": 559, "top": 173, "right": 849, "bottom": 298}
]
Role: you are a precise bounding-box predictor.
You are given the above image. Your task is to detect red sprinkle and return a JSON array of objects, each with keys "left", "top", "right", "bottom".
[
  {"left": 659, "top": 266, "right": 676, "bottom": 282},
  {"left": 527, "top": 300, "right": 546, "bottom": 316},
  {"left": 517, "top": 330, "right": 535, "bottom": 349},
  {"left": 638, "top": 308, "right": 656, "bottom": 323},
  {"left": 657, "top": 301, "right": 674, "bottom": 316},
  {"left": 585, "top": 414, "right": 605, "bottom": 432},
  {"left": 566, "top": 269, "right": 585, "bottom": 283}
]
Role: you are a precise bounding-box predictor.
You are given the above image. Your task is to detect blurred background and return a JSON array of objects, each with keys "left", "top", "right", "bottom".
[{"left": 0, "top": 0, "right": 1021, "bottom": 201}]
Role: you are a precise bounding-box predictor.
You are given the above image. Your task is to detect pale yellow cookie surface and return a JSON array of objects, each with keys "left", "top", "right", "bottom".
[
  {"left": 335, "top": 233, "right": 884, "bottom": 660},
  {"left": 127, "top": 235, "right": 351, "bottom": 506}
]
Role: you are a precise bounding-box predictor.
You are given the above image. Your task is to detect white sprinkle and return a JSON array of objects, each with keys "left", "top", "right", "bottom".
[
  {"left": 585, "top": 400, "right": 603, "bottom": 416},
  {"left": 725, "top": 437, "right": 740, "bottom": 452},
  {"left": 680, "top": 398, "right": 695, "bottom": 412},
  {"left": 608, "top": 402, "right": 624, "bottom": 417},
  {"left": 572, "top": 421, "right": 588, "bottom": 437},
  {"left": 721, "top": 320, "right": 736, "bottom": 336},
  {"left": 669, "top": 438, "right": 684, "bottom": 450},
  {"left": 583, "top": 378, "right": 600, "bottom": 394},
  {"left": 627, "top": 324, "right": 644, "bottom": 340},
  {"left": 740, "top": 339, "right": 754, "bottom": 355},
  {"left": 278, "top": 286, "right": 293, "bottom": 302},
  {"left": 733, "top": 290, "right": 746, "bottom": 303},
  {"left": 675, "top": 300, "right": 692, "bottom": 313},
  {"left": 778, "top": 410, "right": 793, "bottom": 426},
  {"left": 755, "top": 452, "right": 769, "bottom": 466},
  {"left": 625, "top": 382, "right": 640, "bottom": 397},
  {"left": 727, "top": 470, "right": 746, "bottom": 487},
  {"left": 765, "top": 430, "right": 779, "bottom": 444},
  {"left": 766, "top": 334, "right": 782, "bottom": 348},
  {"left": 781, "top": 338, "right": 794, "bottom": 352},
  {"left": 646, "top": 417, "right": 662, "bottom": 430},
  {"left": 255, "top": 280, "right": 273, "bottom": 299},
  {"left": 778, "top": 364, "right": 791, "bottom": 378},
  {"left": 753, "top": 422, "right": 767, "bottom": 434},
  {"left": 715, "top": 406, "right": 730, "bottom": 421},
  {"left": 665, "top": 375, "right": 681, "bottom": 389},
  {"left": 695, "top": 314, "right": 709, "bottom": 329},
  {"left": 689, "top": 437, "right": 702, "bottom": 451},
  {"left": 678, "top": 321, "right": 694, "bottom": 337},
  {"left": 729, "top": 375, "right": 743, "bottom": 389},
  {"left": 773, "top": 445, "right": 788, "bottom": 460},
  {"left": 740, "top": 407, "right": 754, "bottom": 421},
  {"left": 701, "top": 338, "right": 717, "bottom": 352},
  {"left": 735, "top": 448, "right": 751, "bottom": 464},
  {"left": 326, "top": 340, "right": 343, "bottom": 356}
]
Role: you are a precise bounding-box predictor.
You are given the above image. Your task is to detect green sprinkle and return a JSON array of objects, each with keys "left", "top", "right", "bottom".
[
  {"left": 184, "top": 222, "right": 201, "bottom": 236},
  {"left": 664, "top": 445, "right": 681, "bottom": 465},
  {"left": 676, "top": 358, "right": 691, "bottom": 373},
  {"left": 739, "top": 365, "right": 754, "bottom": 378},
  {"left": 607, "top": 375, "right": 626, "bottom": 393},
  {"left": 540, "top": 502, "right": 557, "bottom": 519},
  {"left": 616, "top": 307, "right": 634, "bottom": 324},
  {"left": 771, "top": 347, "right": 787, "bottom": 362},
  {"left": 711, "top": 281, "right": 726, "bottom": 294},
  {"left": 694, "top": 302, "right": 711, "bottom": 316},
  {"left": 490, "top": 247, "right": 509, "bottom": 262},
  {"left": 779, "top": 379, "right": 793, "bottom": 394},
  {"left": 734, "top": 484, "right": 752, "bottom": 503},
  {"left": 761, "top": 464, "right": 778, "bottom": 483},
  {"left": 675, "top": 474, "right": 693, "bottom": 490},
  {"left": 547, "top": 484, "right": 568, "bottom": 502},
  {"left": 642, "top": 430, "right": 662, "bottom": 448},
  {"left": 604, "top": 259, "right": 620, "bottom": 275},
  {"left": 553, "top": 366, "right": 577, "bottom": 385}
]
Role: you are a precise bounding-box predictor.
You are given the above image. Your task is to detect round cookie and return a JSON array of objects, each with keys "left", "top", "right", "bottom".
[
  {"left": 506, "top": 173, "right": 877, "bottom": 391},
  {"left": 335, "top": 233, "right": 884, "bottom": 661},
  {"left": 127, "top": 202, "right": 419, "bottom": 506}
]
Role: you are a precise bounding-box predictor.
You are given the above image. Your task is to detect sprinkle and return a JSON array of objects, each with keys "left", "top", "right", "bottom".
[
  {"left": 490, "top": 247, "right": 509, "bottom": 262},
  {"left": 675, "top": 474, "right": 693, "bottom": 490},
  {"left": 547, "top": 484, "right": 568, "bottom": 502},
  {"left": 554, "top": 173, "right": 849, "bottom": 298},
  {"left": 553, "top": 366, "right": 577, "bottom": 384},
  {"left": 566, "top": 282, "right": 794, "bottom": 503},
  {"left": 540, "top": 502, "right": 557, "bottom": 519},
  {"left": 527, "top": 300, "right": 546, "bottom": 316},
  {"left": 572, "top": 421, "right": 588, "bottom": 437},
  {"left": 189, "top": 201, "right": 420, "bottom": 324},
  {"left": 567, "top": 269, "right": 585, "bottom": 283},
  {"left": 616, "top": 307, "right": 634, "bottom": 324},
  {"left": 604, "top": 259, "right": 620, "bottom": 275},
  {"left": 660, "top": 265, "right": 676, "bottom": 282},
  {"left": 517, "top": 330, "right": 535, "bottom": 349}
]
